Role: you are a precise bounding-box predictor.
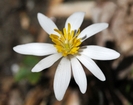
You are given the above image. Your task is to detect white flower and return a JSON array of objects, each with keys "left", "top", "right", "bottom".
[{"left": 13, "top": 12, "right": 120, "bottom": 101}]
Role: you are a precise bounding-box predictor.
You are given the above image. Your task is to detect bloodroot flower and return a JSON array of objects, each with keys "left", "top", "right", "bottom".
[{"left": 13, "top": 12, "right": 120, "bottom": 101}]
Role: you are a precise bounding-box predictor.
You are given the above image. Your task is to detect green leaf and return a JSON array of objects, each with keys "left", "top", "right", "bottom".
[
  {"left": 14, "top": 67, "right": 30, "bottom": 82},
  {"left": 23, "top": 56, "right": 40, "bottom": 67},
  {"left": 27, "top": 72, "right": 41, "bottom": 84},
  {"left": 14, "top": 55, "right": 42, "bottom": 84}
]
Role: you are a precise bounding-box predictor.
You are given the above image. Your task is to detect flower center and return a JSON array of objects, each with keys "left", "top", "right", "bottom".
[{"left": 50, "top": 23, "right": 82, "bottom": 56}]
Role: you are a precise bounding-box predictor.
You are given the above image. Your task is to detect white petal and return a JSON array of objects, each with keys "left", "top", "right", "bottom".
[
  {"left": 65, "top": 12, "right": 85, "bottom": 31},
  {"left": 76, "top": 55, "right": 106, "bottom": 81},
  {"left": 80, "top": 46, "right": 120, "bottom": 60},
  {"left": 70, "top": 57, "right": 87, "bottom": 93},
  {"left": 78, "top": 23, "right": 108, "bottom": 41},
  {"left": 37, "top": 13, "right": 59, "bottom": 35},
  {"left": 54, "top": 57, "right": 71, "bottom": 101},
  {"left": 32, "top": 53, "right": 62, "bottom": 72},
  {"left": 13, "top": 43, "right": 57, "bottom": 56}
]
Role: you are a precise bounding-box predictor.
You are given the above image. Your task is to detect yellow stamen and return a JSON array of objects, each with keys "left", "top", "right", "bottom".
[{"left": 50, "top": 23, "right": 81, "bottom": 56}]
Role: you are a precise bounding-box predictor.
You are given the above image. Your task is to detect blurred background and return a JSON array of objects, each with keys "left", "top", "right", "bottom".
[{"left": 0, "top": 0, "right": 133, "bottom": 105}]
